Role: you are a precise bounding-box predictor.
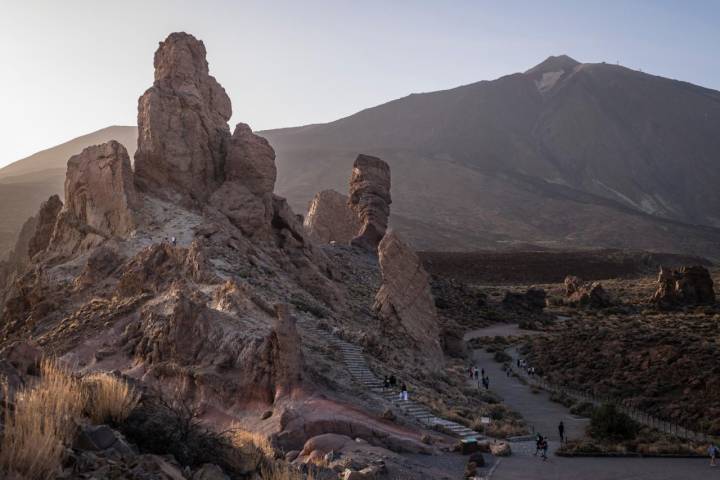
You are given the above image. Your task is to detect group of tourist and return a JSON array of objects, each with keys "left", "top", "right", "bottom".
[
  {"left": 517, "top": 358, "right": 537, "bottom": 376},
  {"left": 469, "top": 365, "right": 490, "bottom": 389},
  {"left": 383, "top": 375, "right": 409, "bottom": 401}
]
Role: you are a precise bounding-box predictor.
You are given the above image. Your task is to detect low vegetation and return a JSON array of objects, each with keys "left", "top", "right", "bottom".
[{"left": 0, "top": 359, "right": 84, "bottom": 479}]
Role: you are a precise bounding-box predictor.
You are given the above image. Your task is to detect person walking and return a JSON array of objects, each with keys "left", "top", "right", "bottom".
[
  {"left": 383, "top": 376, "right": 390, "bottom": 389},
  {"left": 540, "top": 437, "right": 549, "bottom": 461},
  {"left": 558, "top": 421, "right": 565, "bottom": 443},
  {"left": 400, "top": 383, "right": 408, "bottom": 401},
  {"left": 389, "top": 375, "right": 397, "bottom": 387},
  {"left": 534, "top": 434, "right": 543, "bottom": 456},
  {"left": 709, "top": 443, "right": 718, "bottom": 467},
  {"left": 171, "top": 236, "right": 177, "bottom": 246}
]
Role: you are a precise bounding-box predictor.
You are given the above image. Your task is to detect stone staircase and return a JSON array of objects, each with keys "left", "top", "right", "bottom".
[{"left": 300, "top": 321, "right": 481, "bottom": 440}]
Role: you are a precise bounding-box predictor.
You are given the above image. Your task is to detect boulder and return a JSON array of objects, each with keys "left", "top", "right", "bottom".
[
  {"left": 134, "top": 32, "right": 231, "bottom": 203},
  {"left": 192, "top": 464, "right": 230, "bottom": 480},
  {"left": 373, "top": 230, "right": 443, "bottom": 369},
  {"left": 348, "top": 154, "right": 391, "bottom": 251},
  {"left": 75, "top": 424, "right": 118, "bottom": 451},
  {"left": 304, "top": 189, "right": 360, "bottom": 244},
  {"left": 27, "top": 195, "right": 62, "bottom": 258},
  {"left": 651, "top": 265, "right": 716, "bottom": 308},
  {"left": 50, "top": 141, "right": 137, "bottom": 254},
  {"left": 490, "top": 441, "right": 512, "bottom": 457},
  {"left": 563, "top": 276, "right": 612, "bottom": 308}
]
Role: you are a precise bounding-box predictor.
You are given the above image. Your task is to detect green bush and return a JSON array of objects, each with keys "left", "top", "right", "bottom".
[{"left": 589, "top": 403, "right": 638, "bottom": 441}]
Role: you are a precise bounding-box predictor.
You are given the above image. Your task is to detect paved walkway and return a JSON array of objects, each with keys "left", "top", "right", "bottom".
[{"left": 467, "top": 324, "right": 715, "bottom": 480}]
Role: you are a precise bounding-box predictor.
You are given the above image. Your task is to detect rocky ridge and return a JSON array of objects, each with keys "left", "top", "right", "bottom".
[{"left": 0, "top": 32, "right": 473, "bottom": 479}]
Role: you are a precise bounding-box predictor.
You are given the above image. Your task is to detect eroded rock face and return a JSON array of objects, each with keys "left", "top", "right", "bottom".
[
  {"left": 373, "top": 231, "right": 442, "bottom": 368},
  {"left": 564, "top": 276, "right": 612, "bottom": 308},
  {"left": 348, "top": 155, "right": 391, "bottom": 251},
  {"left": 651, "top": 266, "right": 716, "bottom": 308},
  {"left": 50, "top": 141, "right": 137, "bottom": 255},
  {"left": 134, "top": 32, "right": 231, "bottom": 202},
  {"left": 304, "top": 190, "right": 360, "bottom": 244},
  {"left": 271, "top": 304, "right": 304, "bottom": 400},
  {"left": 28, "top": 195, "right": 62, "bottom": 258}
]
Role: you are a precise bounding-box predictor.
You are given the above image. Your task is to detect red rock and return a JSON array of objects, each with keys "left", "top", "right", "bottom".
[
  {"left": 651, "top": 265, "right": 715, "bottom": 307},
  {"left": 348, "top": 155, "right": 391, "bottom": 251},
  {"left": 50, "top": 141, "right": 137, "bottom": 255},
  {"left": 373, "top": 230, "right": 443, "bottom": 369},
  {"left": 304, "top": 190, "right": 360, "bottom": 244},
  {"left": 134, "top": 32, "right": 231, "bottom": 203},
  {"left": 27, "top": 195, "right": 62, "bottom": 258}
]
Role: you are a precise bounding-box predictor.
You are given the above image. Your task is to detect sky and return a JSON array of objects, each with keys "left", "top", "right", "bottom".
[{"left": 1, "top": 0, "right": 719, "bottom": 168}]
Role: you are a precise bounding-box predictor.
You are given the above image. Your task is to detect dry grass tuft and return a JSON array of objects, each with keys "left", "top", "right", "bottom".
[
  {"left": 83, "top": 372, "right": 140, "bottom": 424},
  {"left": 0, "top": 359, "right": 85, "bottom": 479}
]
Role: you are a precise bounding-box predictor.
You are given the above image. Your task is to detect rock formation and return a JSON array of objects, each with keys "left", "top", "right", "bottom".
[
  {"left": 27, "top": 195, "right": 62, "bottom": 258},
  {"left": 50, "top": 141, "right": 137, "bottom": 255},
  {"left": 134, "top": 32, "right": 231, "bottom": 202},
  {"left": 348, "top": 155, "right": 391, "bottom": 251},
  {"left": 564, "top": 275, "right": 612, "bottom": 308},
  {"left": 651, "top": 265, "right": 716, "bottom": 308},
  {"left": 373, "top": 230, "right": 442, "bottom": 368},
  {"left": 271, "top": 304, "right": 304, "bottom": 400},
  {"left": 209, "top": 123, "right": 277, "bottom": 238},
  {"left": 304, "top": 190, "right": 360, "bottom": 244}
]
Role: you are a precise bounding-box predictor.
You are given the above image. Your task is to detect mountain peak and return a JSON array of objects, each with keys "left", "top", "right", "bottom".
[{"left": 525, "top": 55, "right": 580, "bottom": 75}]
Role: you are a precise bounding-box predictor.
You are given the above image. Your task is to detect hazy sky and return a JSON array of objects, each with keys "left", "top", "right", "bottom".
[{"left": 1, "top": 0, "right": 719, "bottom": 167}]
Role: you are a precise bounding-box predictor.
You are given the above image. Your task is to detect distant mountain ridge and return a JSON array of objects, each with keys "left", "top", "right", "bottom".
[
  {"left": 260, "top": 55, "right": 720, "bottom": 258},
  {"left": 3, "top": 56, "right": 720, "bottom": 258}
]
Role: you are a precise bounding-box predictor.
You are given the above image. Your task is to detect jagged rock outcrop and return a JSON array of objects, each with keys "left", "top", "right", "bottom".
[
  {"left": 348, "top": 155, "right": 391, "bottom": 251},
  {"left": 50, "top": 141, "right": 137, "bottom": 255},
  {"left": 564, "top": 275, "right": 612, "bottom": 308},
  {"left": 27, "top": 195, "right": 62, "bottom": 258},
  {"left": 651, "top": 265, "right": 716, "bottom": 308},
  {"left": 373, "top": 230, "right": 442, "bottom": 368},
  {"left": 134, "top": 32, "right": 232, "bottom": 202},
  {"left": 304, "top": 190, "right": 360, "bottom": 244}
]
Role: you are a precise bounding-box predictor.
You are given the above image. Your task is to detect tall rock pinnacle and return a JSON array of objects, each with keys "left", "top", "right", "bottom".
[
  {"left": 134, "top": 32, "right": 232, "bottom": 203},
  {"left": 348, "top": 154, "right": 391, "bottom": 251}
]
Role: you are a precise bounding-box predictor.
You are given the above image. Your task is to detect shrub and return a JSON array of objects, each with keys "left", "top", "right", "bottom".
[
  {"left": 0, "top": 359, "right": 85, "bottom": 479},
  {"left": 570, "top": 401, "right": 596, "bottom": 417},
  {"left": 493, "top": 351, "right": 511, "bottom": 363},
  {"left": 549, "top": 391, "right": 575, "bottom": 408},
  {"left": 589, "top": 403, "right": 638, "bottom": 441},
  {"left": 83, "top": 372, "right": 140, "bottom": 425}
]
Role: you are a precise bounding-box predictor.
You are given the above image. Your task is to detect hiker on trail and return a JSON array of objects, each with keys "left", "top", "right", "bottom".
[
  {"left": 517, "top": 359, "right": 521, "bottom": 368},
  {"left": 400, "top": 383, "right": 408, "bottom": 401},
  {"left": 389, "top": 375, "right": 397, "bottom": 387},
  {"left": 709, "top": 443, "right": 719, "bottom": 467},
  {"left": 383, "top": 376, "right": 390, "bottom": 389},
  {"left": 481, "top": 368, "right": 485, "bottom": 377},
  {"left": 469, "top": 366, "right": 474, "bottom": 379},
  {"left": 474, "top": 368, "right": 479, "bottom": 380},
  {"left": 558, "top": 421, "right": 565, "bottom": 442},
  {"left": 171, "top": 236, "right": 177, "bottom": 246},
  {"left": 534, "top": 434, "right": 543, "bottom": 456},
  {"left": 540, "top": 438, "right": 549, "bottom": 460}
]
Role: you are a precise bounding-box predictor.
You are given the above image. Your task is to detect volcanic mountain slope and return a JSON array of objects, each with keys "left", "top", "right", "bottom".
[
  {"left": 262, "top": 55, "right": 720, "bottom": 257},
  {"left": 0, "top": 126, "right": 137, "bottom": 255}
]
